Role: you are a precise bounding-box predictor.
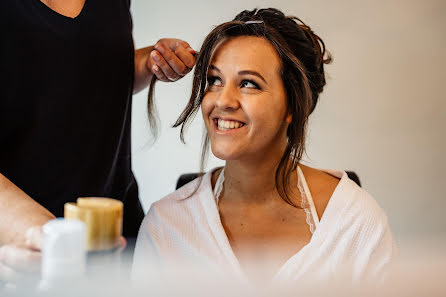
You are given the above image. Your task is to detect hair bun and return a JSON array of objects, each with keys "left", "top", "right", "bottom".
[{"left": 293, "top": 18, "right": 332, "bottom": 66}]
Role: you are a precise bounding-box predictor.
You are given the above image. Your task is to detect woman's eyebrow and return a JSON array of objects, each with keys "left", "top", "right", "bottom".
[
  {"left": 238, "top": 70, "right": 267, "bottom": 84},
  {"left": 208, "top": 66, "right": 268, "bottom": 85},
  {"left": 209, "top": 65, "right": 221, "bottom": 72}
]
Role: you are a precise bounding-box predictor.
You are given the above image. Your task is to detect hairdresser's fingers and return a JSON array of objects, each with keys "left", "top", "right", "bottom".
[
  {"left": 150, "top": 56, "right": 169, "bottom": 82},
  {"left": 163, "top": 38, "right": 196, "bottom": 69},
  {"left": 161, "top": 39, "right": 194, "bottom": 56},
  {"left": 115, "top": 236, "right": 127, "bottom": 254},
  {"left": 25, "top": 226, "right": 43, "bottom": 250},
  {"left": 0, "top": 262, "right": 20, "bottom": 282},
  {"left": 119, "top": 236, "right": 127, "bottom": 249},
  {"left": 174, "top": 45, "right": 196, "bottom": 71},
  {"left": 0, "top": 245, "right": 41, "bottom": 273},
  {"left": 150, "top": 50, "right": 180, "bottom": 82},
  {"left": 156, "top": 39, "right": 195, "bottom": 65},
  {"left": 149, "top": 50, "right": 170, "bottom": 81},
  {"left": 154, "top": 43, "right": 188, "bottom": 79}
]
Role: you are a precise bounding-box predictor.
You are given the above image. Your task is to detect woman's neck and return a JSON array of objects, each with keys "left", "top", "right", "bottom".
[
  {"left": 225, "top": 160, "right": 277, "bottom": 195},
  {"left": 222, "top": 151, "right": 293, "bottom": 204}
]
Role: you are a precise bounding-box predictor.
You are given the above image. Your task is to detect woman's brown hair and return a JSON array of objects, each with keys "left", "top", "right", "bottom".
[{"left": 148, "top": 8, "right": 332, "bottom": 205}]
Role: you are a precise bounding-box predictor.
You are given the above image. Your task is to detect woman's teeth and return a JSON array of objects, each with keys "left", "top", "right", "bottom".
[{"left": 217, "top": 119, "right": 245, "bottom": 131}]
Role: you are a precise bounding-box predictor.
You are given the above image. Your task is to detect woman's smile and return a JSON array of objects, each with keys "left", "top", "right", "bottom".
[{"left": 213, "top": 117, "right": 246, "bottom": 133}]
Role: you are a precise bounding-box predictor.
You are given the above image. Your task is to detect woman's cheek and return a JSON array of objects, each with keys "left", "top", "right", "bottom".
[
  {"left": 201, "top": 95, "right": 214, "bottom": 127},
  {"left": 201, "top": 96, "right": 211, "bottom": 117}
]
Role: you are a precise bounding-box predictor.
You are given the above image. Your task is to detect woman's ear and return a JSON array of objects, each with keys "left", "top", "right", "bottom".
[{"left": 285, "top": 113, "right": 293, "bottom": 124}]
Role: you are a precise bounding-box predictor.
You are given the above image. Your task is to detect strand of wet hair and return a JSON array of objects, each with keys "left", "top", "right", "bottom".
[{"left": 147, "top": 75, "right": 160, "bottom": 141}]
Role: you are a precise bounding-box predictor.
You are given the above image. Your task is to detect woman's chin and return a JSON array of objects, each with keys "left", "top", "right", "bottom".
[{"left": 210, "top": 146, "right": 242, "bottom": 161}]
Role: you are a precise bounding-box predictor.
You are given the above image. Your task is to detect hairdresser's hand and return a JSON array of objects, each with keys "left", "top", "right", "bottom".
[
  {"left": 0, "top": 226, "right": 42, "bottom": 285},
  {"left": 149, "top": 38, "right": 196, "bottom": 82},
  {"left": 119, "top": 236, "right": 126, "bottom": 250}
]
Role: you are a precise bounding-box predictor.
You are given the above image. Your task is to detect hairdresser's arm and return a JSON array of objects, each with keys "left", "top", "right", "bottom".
[
  {"left": 133, "top": 38, "right": 195, "bottom": 94},
  {"left": 0, "top": 173, "right": 54, "bottom": 246}
]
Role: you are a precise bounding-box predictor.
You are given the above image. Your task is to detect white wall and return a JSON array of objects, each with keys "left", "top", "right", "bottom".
[{"left": 130, "top": 0, "right": 446, "bottom": 243}]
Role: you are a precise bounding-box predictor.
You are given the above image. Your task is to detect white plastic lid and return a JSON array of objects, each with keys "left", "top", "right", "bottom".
[{"left": 41, "top": 218, "right": 87, "bottom": 281}]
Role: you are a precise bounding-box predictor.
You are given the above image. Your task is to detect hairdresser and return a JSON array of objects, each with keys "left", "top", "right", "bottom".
[{"left": 0, "top": 0, "right": 195, "bottom": 281}]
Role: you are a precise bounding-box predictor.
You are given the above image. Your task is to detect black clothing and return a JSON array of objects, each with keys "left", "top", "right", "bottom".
[{"left": 0, "top": 0, "right": 144, "bottom": 236}]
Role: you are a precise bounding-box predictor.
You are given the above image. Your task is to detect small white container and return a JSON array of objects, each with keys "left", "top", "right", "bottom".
[{"left": 39, "top": 218, "right": 86, "bottom": 289}]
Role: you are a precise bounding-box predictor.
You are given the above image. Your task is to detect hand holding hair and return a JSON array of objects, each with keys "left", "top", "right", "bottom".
[{"left": 149, "top": 38, "right": 196, "bottom": 82}]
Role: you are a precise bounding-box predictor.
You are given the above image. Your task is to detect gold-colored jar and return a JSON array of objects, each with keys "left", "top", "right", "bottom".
[{"left": 64, "top": 197, "right": 123, "bottom": 251}]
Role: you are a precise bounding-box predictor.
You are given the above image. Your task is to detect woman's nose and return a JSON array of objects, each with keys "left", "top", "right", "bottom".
[{"left": 215, "top": 84, "right": 240, "bottom": 110}]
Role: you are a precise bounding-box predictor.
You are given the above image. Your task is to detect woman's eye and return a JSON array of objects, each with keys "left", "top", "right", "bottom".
[
  {"left": 207, "top": 76, "right": 222, "bottom": 87},
  {"left": 240, "top": 80, "right": 260, "bottom": 89}
]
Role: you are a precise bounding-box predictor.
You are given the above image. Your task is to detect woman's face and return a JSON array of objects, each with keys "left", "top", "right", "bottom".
[{"left": 201, "top": 36, "right": 292, "bottom": 162}]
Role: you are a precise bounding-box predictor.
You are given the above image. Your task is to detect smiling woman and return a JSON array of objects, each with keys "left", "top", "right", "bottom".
[
  {"left": 133, "top": 8, "right": 396, "bottom": 285},
  {"left": 202, "top": 36, "right": 290, "bottom": 165}
]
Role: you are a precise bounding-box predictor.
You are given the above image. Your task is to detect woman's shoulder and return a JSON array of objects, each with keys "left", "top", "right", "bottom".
[
  {"left": 301, "top": 164, "right": 389, "bottom": 227},
  {"left": 300, "top": 164, "right": 340, "bottom": 219},
  {"left": 305, "top": 166, "right": 396, "bottom": 258},
  {"left": 314, "top": 166, "right": 391, "bottom": 234}
]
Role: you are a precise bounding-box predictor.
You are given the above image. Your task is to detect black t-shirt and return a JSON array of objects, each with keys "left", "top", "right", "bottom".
[{"left": 0, "top": 0, "right": 143, "bottom": 236}]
